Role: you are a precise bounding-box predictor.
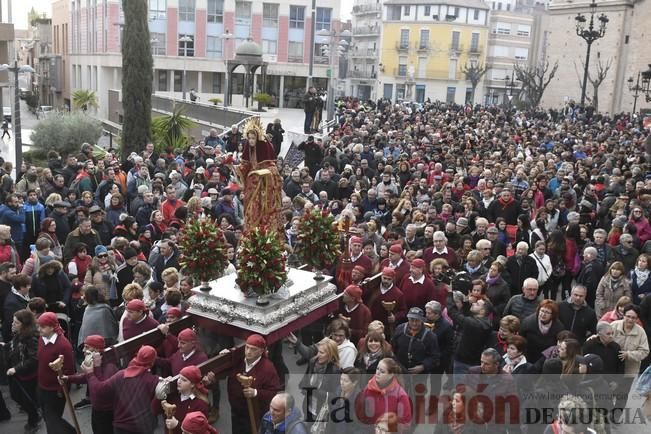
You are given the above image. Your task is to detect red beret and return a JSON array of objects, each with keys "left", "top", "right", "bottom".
[
  {"left": 389, "top": 244, "right": 403, "bottom": 254},
  {"left": 246, "top": 334, "right": 266, "bottom": 349},
  {"left": 178, "top": 328, "right": 197, "bottom": 342},
  {"left": 37, "top": 312, "right": 59, "bottom": 329},
  {"left": 411, "top": 259, "right": 426, "bottom": 269},
  {"left": 352, "top": 265, "right": 366, "bottom": 275},
  {"left": 179, "top": 365, "right": 208, "bottom": 395},
  {"left": 84, "top": 335, "right": 106, "bottom": 351},
  {"left": 382, "top": 267, "right": 396, "bottom": 279},
  {"left": 344, "top": 285, "right": 363, "bottom": 303},
  {"left": 166, "top": 307, "right": 183, "bottom": 319},
  {"left": 350, "top": 236, "right": 363, "bottom": 244},
  {"left": 181, "top": 411, "right": 218, "bottom": 434},
  {"left": 124, "top": 345, "right": 156, "bottom": 378},
  {"left": 126, "top": 299, "right": 146, "bottom": 312}
]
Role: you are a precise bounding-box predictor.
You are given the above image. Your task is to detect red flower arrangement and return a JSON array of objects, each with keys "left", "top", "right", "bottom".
[
  {"left": 236, "top": 226, "right": 288, "bottom": 297},
  {"left": 295, "top": 208, "right": 341, "bottom": 271},
  {"left": 178, "top": 218, "right": 229, "bottom": 284}
]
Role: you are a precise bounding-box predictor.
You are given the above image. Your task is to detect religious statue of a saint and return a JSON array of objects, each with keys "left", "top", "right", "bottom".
[{"left": 235, "top": 117, "right": 283, "bottom": 235}]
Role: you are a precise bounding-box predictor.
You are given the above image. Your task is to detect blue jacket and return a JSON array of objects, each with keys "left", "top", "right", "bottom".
[
  {"left": 0, "top": 204, "right": 25, "bottom": 244},
  {"left": 23, "top": 201, "right": 46, "bottom": 240},
  {"left": 259, "top": 407, "right": 308, "bottom": 434}
]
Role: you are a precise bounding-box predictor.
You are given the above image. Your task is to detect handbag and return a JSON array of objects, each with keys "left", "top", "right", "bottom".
[{"left": 310, "top": 391, "right": 330, "bottom": 434}]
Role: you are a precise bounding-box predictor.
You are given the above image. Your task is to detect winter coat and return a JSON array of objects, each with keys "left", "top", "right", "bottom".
[
  {"left": 519, "top": 314, "right": 565, "bottom": 364},
  {"left": 595, "top": 275, "right": 632, "bottom": 317},
  {"left": 356, "top": 377, "right": 412, "bottom": 433},
  {"left": 611, "top": 319, "right": 650, "bottom": 376},
  {"left": 558, "top": 299, "right": 598, "bottom": 343},
  {"left": 7, "top": 329, "right": 39, "bottom": 381}
]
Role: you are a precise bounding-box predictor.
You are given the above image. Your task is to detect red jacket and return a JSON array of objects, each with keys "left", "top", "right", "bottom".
[
  {"left": 339, "top": 302, "right": 372, "bottom": 345},
  {"left": 399, "top": 274, "right": 436, "bottom": 310},
  {"left": 366, "top": 284, "right": 407, "bottom": 328},
  {"left": 37, "top": 333, "right": 75, "bottom": 391},
  {"left": 355, "top": 377, "right": 412, "bottom": 432}
]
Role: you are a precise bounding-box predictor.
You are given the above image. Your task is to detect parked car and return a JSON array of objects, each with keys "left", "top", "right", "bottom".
[
  {"left": 38, "top": 106, "right": 53, "bottom": 119},
  {"left": 19, "top": 88, "right": 32, "bottom": 100}
]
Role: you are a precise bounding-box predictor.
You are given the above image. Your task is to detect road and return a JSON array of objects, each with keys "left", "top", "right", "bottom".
[{"left": 0, "top": 99, "right": 40, "bottom": 168}]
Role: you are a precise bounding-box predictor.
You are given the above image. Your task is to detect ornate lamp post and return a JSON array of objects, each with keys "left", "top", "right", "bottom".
[
  {"left": 178, "top": 35, "right": 193, "bottom": 100},
  {"left": 628, "top": 73, "right": 644, "bottom": 114},
  {"left": 504, "top": 73, "right": 516, "bottom": 106},
  {"left": 575, "top": 0, "right": 608, "bottom": 108},
  {"left": 643, "top": 64, "right": 651, "bottom": 103},
  {"left": 316, "top": 28, "right": 352, "bottom": 130}
]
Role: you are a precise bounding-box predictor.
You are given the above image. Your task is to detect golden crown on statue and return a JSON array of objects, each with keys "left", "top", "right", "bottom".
[{"left": 243, "top": 117, "right": 266, "bottom": 141}]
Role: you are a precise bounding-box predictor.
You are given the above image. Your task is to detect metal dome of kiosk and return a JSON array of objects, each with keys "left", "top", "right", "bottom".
[{"left": 224, "top": 39, "right": 268, "bottom": 108}]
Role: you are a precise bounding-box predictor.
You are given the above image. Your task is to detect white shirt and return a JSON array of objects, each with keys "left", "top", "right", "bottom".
[
  {"left": 389, "top": 258, "right": 403, "bottom": 268},
  {"left": 409, "top": 274, "right": 425, "bottom": 285},
  {"left": 245, "top": 356, "right": 262, "bottom": 373},
  {"left": 11, "top": 287, "right": 30, "bottom": 302},
  {"left": 380, "top": 283, "right": 393, "bottom": 295},
  {"left": 434, "top": 247, "right": 449, "bottom": 255},
  {"left": 42, "top": 333, "right": 58, "bottom": 346},
  {"left": 344, "top": 304, "right": 360, "bottom": 313},
  {"left": 350, "top": 252, "right": 363, "bottom": 263},
  {"left": 180, "top": 393, "right": 196, "bottom": 402},
  {"left": 182, "top": 349, "right": 196, "bottom": 361}
]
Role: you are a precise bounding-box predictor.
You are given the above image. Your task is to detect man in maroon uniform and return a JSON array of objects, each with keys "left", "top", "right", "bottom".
[
  {"left": 349, "top": 236, "right": 373, "bottom": 276},
  {"left": 423, "top": 231, "right": 460, "bottom": 270},
  {"left": 380, "top": 243, "right": 410, "bottom": 284},
  {"left": 37, "top": 312, "right": 76, "bottom": 434},
  {"left": 400, "top": 258, "right": 436, "bottom": 310},
  {"left": 83, "top": 345, "right": 160, "bottom": 434},
  {"left": 366, "top": 267, "right": 407, "bottom": 328},
  {"left": 156, "top": 327, "right": 209, "bottom": 377},
  {"left": 122, "top": 299, "right": 160, "bottom": 341},
  {"left": 339, "top": 284, "right": 372, "bottom": 345},
  {"left": 226, "top": 334, "right": 281, "bottom": 434}
]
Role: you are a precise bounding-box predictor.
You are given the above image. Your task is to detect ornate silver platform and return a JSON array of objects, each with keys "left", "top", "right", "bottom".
[{"left": 188, "top": 268, "right": 339, "bottom": 334}]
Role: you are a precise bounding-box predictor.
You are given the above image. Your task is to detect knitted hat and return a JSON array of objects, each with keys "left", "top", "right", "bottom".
[
  {"left": 245, "top": 334, "right": 266, "bottom": 349},
  {"left": 382, "top": 267, "right": 396, "bottom": 279},
  {"left": 425, "top": 300, "right": 442, "bottom": 314},
  {"left": 84, "top": 335, "right": 106, "bottom": 351},
  {"left": 411, "top": 258, "right": 426, "bottom": 269},
  {"left": 181, "top": 412, "right": 218, "bottom": 434},
  {"left": 613, "top": 216, "right": 627, "bottom": 228},
  {"left": 178, "top": 328, "right": 197, "bottom": 342},
  {"left": 126, "top": 299, "right": 146, "bottom": 312},
  {"left": 456, "top": 217, "right": 469, "bottom": 227},
  {"left": 95, "top": 245, "right": 108, "bottom": 256},
  {"left": 344, "top": 285, "right": 363, "bottom": 303},
  {"left": 124, "top": 346, "right": 156, "bottom": 378}
]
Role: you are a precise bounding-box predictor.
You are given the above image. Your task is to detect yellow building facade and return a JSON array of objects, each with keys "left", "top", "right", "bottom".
[{"left": 379, "top": 1, "right": 489, "bottom": 104}]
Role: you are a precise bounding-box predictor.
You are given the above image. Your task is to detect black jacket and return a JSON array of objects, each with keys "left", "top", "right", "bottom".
[
  {"left": 519, "top": 314, "right": 565, "bottom": 364},
  {"left": 391, "top": 322, "right": 440, "bottom": 372},
  {"left": 558, "top": 300, "right": 597, "bottom": 343},
  {"left": 2, "top": 291, "right": 29, "bottom": 342},
  {"left": 447, "top": 294, "right": 492, "bottom": 365},
  {"left": 582, "top": 337, "right": 624, "bottom": 375},
  {"left": 504, "top": 255, "right": 539, "bottom": 296}
]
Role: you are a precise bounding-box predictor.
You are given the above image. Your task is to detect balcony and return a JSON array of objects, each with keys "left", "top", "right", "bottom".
[
  {"left": 449, "top": 43, "right": 463, "bottom": 56},
  {"left": 314, "top": 55, "right": 329, "bottom": 65},
  {"left": 349, "top": 70, "right": 377, "bottom": 79},
  {"left": 394, "top": 67, "right": 409, "bottom": 78},
  {"left": 288, "top": 55, "right": 304, "bottom": 63},
  {"left": 417, "top": 42, "right": 432, "bottom": 53},
  {"left": 468, "top": 45, "right": 483, "bottom": 56},
  {"left": 350, "top": 48, "right": 377, "bottom": 58},
  {"left": 352, "top": 3, "right": 382, "bottom": 15},
  {"left": 395, "top": 41, "right": 412, "bottom": 52},
  {"left": 352, "top": 26, "right": 381, "bottom": 37}
]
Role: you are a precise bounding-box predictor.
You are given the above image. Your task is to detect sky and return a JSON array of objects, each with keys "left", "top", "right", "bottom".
[{"left": 2, "top": 0, "right": 54, "bottom": 30}]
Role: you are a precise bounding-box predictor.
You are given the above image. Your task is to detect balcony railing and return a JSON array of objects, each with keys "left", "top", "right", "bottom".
[
  {"left": 449, "top": 43, "right": 463, "bottom": 55},
  {"left": 396, "top": 41, "right": 413, "bottom": 52},
  {"left": 349, "top": 70, "right": 377, "bottom": 79},
  {"left": 352, "top": 26, "right": 381, "bottom": 36},
  {"left": 350, "top": 48, "right": 377, "bottom": 58},
  {"left": 468, "top": 45, "right": 483, "bottom": 55},
  {"left": 394, "top": 67, "right": 409, "bottom": 78},
  {"left": 352, "top": 3, "right": 382, "bottom": 14},
  {"left": 417, "top": 43, "right": 431, "bottom": 53},
  {"left": 314, "top": 55, "right": 329, "bottom": 65},
  {"left": 288, "top": 55, "right": 304, "bottom": 63}
]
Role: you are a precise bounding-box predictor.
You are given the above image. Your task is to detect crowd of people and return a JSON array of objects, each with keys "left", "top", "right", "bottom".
[{"left": 0, "top": 99, "right": 649, "bottom": 434}]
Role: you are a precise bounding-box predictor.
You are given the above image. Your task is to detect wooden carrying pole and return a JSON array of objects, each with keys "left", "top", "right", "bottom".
[
  {"left": 49, "top": 355, "right": 82, "bottom": 434},
  {"left": 237, "top": 374, "right": 258, "bottom": 434},
  {"left": 161, "top": 400, "right": 177, "bottom": 434}
]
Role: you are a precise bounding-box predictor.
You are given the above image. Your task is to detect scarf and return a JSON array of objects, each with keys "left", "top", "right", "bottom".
[
  {"left": 486, "top": 274, "right": 500, "bottom": 285},
  {"left": 634, "top": 267, "right": 650, "bottom": 284},
  {"left": 363, "top": 350, "right": 383, "bottom": 370},
  {"left": 465, "top": 263, "right": 481, "bottom": 274},
  {"left": 498, "top": 197, "right": 514, "bottom": 208},
  {"left": 538, "top": 319, "right": 552, "bottom": 335}
]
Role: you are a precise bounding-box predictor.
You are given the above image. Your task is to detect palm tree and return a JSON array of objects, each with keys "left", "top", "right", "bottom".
[
  {"left": 72, "top": 89, "right": 99, "bottom": 112},
  {"left": 151, "top": 104, "right": 196, "bottom": 150}
]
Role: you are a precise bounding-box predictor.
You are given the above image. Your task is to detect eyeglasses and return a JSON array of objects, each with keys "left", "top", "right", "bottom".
[
  {"left": 97, "top": 254, "right": 108, "bottom": 259},
  {"left": 539, "top": 309, "right": 553, "bottom": 315}
]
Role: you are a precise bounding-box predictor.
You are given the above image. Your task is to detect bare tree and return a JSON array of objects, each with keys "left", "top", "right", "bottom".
[
  {"left": 574, "top": 58, "right": 612, "bottom": 112},
  {"left": 513, "top": 60, "right": 559, "bottom": 111},
  {"left": 461, "top": 62, "right": 488, "bottom": 104}
]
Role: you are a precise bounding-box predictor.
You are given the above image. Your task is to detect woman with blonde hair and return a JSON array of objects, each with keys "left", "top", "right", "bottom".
[
  {"left": 297, "top": 337, "right": 341, "bottom": 421},
  {"left": 161, "top": 267, "right": 180, "bottom": 291},
  {"left": 595, "top": 261, "right": 632, "bottom": 317}
]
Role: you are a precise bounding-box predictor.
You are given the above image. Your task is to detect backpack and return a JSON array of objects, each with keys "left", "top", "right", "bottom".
[{"left": 69, "top": 176, "right": 83, "bottom": 195}]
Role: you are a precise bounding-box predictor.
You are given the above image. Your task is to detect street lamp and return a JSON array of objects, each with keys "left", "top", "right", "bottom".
[
  {"left": 642, "top": 64, "right": 651, "bottom": 103},
  {"left": 575, "top": 0, "right": 608, "bottom": 108},
  {"left": 0, "top": 61, "right": 35, "bottom": 175},
  {"left": 628, "top": 73, "right": 644, "bottom": 114},
  {"left": 178, "top": 35, "right": 193, "bottom": 100},
  {"left": 504, "top": 73, "right": 516, "bottom": 106},
  {"left": 316, "top": 28, "right": 351, "bottom": 129}
]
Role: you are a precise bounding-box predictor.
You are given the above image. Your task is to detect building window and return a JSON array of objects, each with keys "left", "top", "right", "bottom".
[
  {"left": 498, "top": 2, "right": 502, "bottom": 10},
  {"left": 400, "top": 29, "right": 409, "bottom": 48},
  {"left": 178, "top": 34, "right": 195, "bottom": 56},
  {"left": 507, "top": 3, "right": 511, "bottom": 11},
  {"left": 207, "top": 36, "right": 223, "bottom": 58},
  {"left": 451, "top": 31, "right": 460, "bottom": 50},
  {"left": 387, "top": 6, "right": 401, "bottom": 20},
  {"left": 473, "top": 9, "right": 480, "bottom": 20},
  {"left": 174, "top": 71, "right": 183, "bottom": 92},
  {"left": 149, "top": 0, "right": 166, "bottom": 20},
  {"left": 179, "top": 0, "right": 195, "bottom": 21},
  {"left": 263, "top": 3, "right": 279, "bottom": 27},
  {"left": 517, "top": 24, "right": 531, "bottom": 37},
  {"left": 470, "top": 33, "right": 480, "bottom": 51},
  {"left": 448, "top": 59, "right": 457, "bottom": 80},
  {"left": 151, "top": 32, "right": 166, "bottom": 55},
  {"left": 289, "top": 6, "right": 305, "bottom": 29},
  {"left": 424, "top": 6, "right": 431, "bottom": 16},
  {"left": 212, "top": 72, "right": 223, "bottom": 93},
  {"left": 158, "top": 70, "right": 168, "bottom": 91},
  {"left": 288, "top": 41, "right": 303, "bottom": 62},
  {"left": 262, "top": 39, "right": 277, "bottom": 55},
  {"left": 207, "top": 0, "right": 224, "bottom": 23},
  {"left": 495, "top": 22, "right": 511, "bottom": 35},
  {"left": 446, "top": 86, "right": 456, "bottom": 103},
  {"left": 419, "top": 29, "right": 429, "bottom": 49},
  {"left": 235, "top": 1, "right": 251, "bottom": 25},
  {"left": 398, "top": 64, "right": 407, "bottom": 77},
  {"left": 404, "top": 6, "right": 411, "bottom": 16},
  {"left": 514, "top": 48, "right": 529, "bottom": 60},
  {"left": 316, "top": 7, "right": 332, "bottom": 31},
  {"left": 492, "top": 45, "right": 508, "bottom": 57}
]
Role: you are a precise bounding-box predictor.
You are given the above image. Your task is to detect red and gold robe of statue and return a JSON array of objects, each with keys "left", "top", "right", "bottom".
[{"left": 237, "top": 139, "right": 283, "bottom": 235}]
